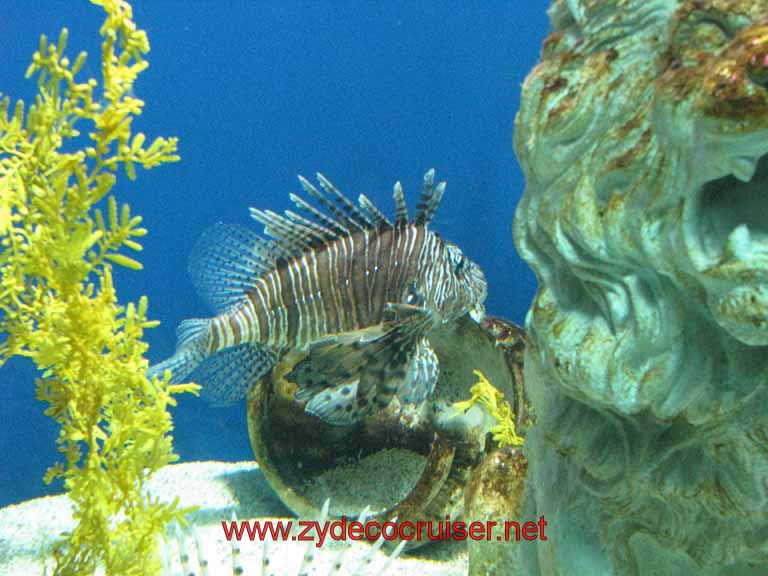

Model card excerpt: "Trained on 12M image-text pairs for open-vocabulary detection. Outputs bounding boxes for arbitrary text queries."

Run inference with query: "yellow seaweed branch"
[453,370,525,448]
[0,1,197,574]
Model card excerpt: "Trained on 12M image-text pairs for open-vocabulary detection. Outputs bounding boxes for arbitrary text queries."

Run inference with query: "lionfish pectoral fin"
[397,338,439,405]
[355,304,434,411]
[190,342,277,406]
[303,379,368,426]
[291,326,382,386]
[293,306,433,425]
[291,327,378,426]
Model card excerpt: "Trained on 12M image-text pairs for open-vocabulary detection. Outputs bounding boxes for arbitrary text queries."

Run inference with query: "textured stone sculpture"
[514,1,768,574]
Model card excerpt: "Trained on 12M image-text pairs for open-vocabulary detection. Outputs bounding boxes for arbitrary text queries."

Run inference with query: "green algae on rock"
[514,0,768,573]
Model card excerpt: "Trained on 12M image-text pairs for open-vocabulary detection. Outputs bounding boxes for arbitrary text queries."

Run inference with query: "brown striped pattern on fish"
[207,224,445,351]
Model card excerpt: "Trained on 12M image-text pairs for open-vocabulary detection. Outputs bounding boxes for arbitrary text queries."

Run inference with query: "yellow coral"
[0,1,198,575]
[453,370,525,448]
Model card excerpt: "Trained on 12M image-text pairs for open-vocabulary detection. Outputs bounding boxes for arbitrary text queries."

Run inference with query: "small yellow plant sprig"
[453,370,525,448]
[0,1,198,575]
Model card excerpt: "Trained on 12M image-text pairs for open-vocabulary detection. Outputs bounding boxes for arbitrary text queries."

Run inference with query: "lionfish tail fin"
[147,319,211,383]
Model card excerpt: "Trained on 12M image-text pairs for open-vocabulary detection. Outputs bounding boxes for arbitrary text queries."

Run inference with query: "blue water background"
[0,1,547,507]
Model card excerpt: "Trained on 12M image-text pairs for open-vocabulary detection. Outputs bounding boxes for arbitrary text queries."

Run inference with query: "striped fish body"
[149,170,487,425]
[209,224,451,351]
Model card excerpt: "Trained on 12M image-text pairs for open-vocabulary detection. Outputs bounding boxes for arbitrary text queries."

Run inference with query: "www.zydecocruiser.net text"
[222,515,548,547]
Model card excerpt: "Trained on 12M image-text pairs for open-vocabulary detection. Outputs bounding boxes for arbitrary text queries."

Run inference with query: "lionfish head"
[432,240,487,324]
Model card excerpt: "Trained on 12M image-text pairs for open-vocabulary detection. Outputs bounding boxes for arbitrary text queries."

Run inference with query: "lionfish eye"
[445,242,467,276]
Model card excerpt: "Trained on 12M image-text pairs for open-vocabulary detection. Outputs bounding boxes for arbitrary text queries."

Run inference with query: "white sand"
[305,448,428,515]
[0,461,466,575]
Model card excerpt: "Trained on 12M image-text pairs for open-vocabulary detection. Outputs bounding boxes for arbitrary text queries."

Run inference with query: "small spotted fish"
[149,170,487,425]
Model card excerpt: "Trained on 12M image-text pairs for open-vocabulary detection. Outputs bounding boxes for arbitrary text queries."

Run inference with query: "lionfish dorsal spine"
[297,175,358,235]
[358,193,392,228]
[414,168,446,225]
[316,172,375,230]
[393,181,408,226]
[283,209,338,242]
[250,208,319,256]
[289,192,349,237]
[418,168,436,213]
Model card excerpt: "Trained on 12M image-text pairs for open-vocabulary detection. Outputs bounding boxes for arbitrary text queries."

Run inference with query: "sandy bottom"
[0,461,466,575]
[304,448,428,516]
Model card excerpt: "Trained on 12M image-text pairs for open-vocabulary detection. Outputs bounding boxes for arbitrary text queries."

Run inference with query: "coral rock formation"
[514,0,768,574]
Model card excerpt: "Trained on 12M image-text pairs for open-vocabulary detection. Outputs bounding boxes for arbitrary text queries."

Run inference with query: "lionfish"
[149,170,487,425]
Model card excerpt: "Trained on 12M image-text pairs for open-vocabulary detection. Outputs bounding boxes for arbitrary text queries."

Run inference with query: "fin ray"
[358,193,392,228]
[298,175,355,235]
[316,173,374,229]
[304,380,364,425]
[291,305,433,425]
[398,338,439,404]
[188,223,274,313]
[148,319,211,383]
[250,208,318,256]
[191,343,277,406]
[415,169,446,225]
[393,181,408,226]
[289,192,348,237]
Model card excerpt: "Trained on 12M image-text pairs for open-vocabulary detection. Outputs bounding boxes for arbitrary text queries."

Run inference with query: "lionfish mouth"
[469,304,486,323]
